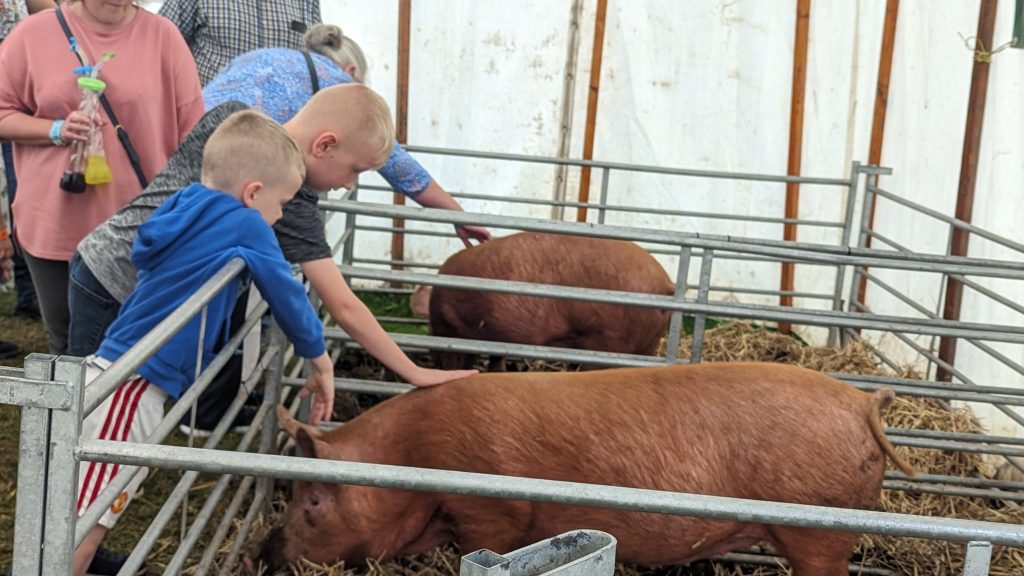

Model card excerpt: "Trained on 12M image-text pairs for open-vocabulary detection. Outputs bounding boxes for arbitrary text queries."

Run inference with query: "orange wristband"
[0,229,9,241]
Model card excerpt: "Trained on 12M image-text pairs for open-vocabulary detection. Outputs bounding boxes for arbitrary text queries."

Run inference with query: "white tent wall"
[950,1,1024,438]
[320,1,1023,435]
[779,1,884,345]
[861,2,976,372]
[321,0,582,266]
[566,1,797,312]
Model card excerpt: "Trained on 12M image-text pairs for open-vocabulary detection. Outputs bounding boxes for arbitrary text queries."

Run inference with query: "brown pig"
[258,362,914,575]
[417,231,676,369]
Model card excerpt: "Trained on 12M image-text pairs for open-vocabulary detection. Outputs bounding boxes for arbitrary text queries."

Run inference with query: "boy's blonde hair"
[304,24,368,84]
[202,110,306,192]
[290,84,395,170]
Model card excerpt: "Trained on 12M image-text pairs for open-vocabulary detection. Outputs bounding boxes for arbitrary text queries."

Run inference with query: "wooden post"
[936,0,999,381]
[856,0,901,310]
[778,0,810,334]
[390,0,411,275]
[575,0,609,223]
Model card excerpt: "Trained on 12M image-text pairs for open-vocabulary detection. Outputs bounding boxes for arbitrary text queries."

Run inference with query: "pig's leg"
[450,497,532,555]
[436,351,472,370]
[486,355,507,372]
[429,312,474,370]
[770,526,855,576]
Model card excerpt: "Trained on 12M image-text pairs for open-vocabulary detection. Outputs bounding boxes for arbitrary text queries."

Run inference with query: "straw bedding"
[225,322,1024,576]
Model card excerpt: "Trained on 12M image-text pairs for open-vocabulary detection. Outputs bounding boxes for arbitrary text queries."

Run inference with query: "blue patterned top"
[203,48,431,197]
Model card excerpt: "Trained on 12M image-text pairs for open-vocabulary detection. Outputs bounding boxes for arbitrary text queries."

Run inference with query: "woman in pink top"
[0,0,204,354]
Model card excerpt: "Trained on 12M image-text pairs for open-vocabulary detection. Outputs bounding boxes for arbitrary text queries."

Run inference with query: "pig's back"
[338,362,890,566]
[438,232,672,293]
[430,232,674,354]
[396,362,884,506]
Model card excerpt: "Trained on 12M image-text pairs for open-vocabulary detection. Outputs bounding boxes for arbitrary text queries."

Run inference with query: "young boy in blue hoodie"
[73,109,338,576]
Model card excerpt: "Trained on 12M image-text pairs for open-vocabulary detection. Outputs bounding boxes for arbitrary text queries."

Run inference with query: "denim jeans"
[67,252,122,358]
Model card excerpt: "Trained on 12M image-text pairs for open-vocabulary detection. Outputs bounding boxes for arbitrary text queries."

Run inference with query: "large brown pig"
[257,362,914,575]
[415,232,676,369]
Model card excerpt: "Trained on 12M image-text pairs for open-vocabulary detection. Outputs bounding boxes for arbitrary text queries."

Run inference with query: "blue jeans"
[67,253,122,358]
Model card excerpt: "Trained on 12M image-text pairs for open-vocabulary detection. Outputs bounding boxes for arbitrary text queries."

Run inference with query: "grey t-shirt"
[78,101,331,303]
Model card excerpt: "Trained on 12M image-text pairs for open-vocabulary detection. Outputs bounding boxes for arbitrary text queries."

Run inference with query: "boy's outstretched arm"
[299,352,335,425]
[300,258,477,387]
[411,181,492,247]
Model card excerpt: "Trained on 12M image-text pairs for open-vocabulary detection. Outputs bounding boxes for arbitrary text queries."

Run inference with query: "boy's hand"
[407,367,477,388]
[455,224,491,248]
[298,353,335,425]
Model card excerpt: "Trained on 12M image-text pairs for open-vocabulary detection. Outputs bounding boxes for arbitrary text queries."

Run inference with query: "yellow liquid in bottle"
[85,155,113,185]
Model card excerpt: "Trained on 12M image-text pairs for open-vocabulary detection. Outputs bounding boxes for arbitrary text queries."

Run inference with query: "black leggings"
[21,250,69,354]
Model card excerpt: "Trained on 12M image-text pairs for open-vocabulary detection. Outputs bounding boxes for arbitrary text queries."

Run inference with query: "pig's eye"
[309,495,320,508]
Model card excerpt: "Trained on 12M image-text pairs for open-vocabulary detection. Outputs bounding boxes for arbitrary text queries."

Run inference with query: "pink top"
[0,7,203,260]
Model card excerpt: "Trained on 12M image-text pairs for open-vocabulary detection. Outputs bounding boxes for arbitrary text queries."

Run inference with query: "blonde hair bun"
[305,24,344,52]
[302,23,368,83]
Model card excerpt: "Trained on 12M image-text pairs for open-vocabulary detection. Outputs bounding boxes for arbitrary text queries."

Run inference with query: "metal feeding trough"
[460,529,617,576]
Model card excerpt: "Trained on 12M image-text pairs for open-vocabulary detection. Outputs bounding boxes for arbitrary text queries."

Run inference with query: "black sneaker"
[177,405,257,438]
[0,340,21,360]
[88,546,143,576]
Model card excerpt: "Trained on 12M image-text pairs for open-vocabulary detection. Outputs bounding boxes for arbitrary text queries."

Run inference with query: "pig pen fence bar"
[328,195,1024,379]
[3,171,1023,574]
[845,177,1024,467]
[397,143,856,230]
[1,295,1019,572]
[849,180,1024,379]
[4,293,1019,569]
[331,193,1024,357]
[348,153,864,343]
[76,439,1024,542]
[2,256,286,575]
[321,199,1024,495]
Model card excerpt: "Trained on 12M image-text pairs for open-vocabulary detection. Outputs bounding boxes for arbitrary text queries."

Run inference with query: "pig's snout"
[411,285,432,318]
[255,526,289,573]
[241,554,257,575]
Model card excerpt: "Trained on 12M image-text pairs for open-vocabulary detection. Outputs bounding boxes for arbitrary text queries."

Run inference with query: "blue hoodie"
[97,183,326,400]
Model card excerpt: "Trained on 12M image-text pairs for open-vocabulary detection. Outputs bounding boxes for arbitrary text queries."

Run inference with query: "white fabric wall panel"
[324,1,580,265]
[791,1,885,343]
[581,2,797,309]
[865,0,976,347]
[956,5,1024,435]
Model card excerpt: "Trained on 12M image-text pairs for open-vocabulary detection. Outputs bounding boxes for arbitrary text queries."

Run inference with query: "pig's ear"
[276,405,324,440]
[294,427,330,459]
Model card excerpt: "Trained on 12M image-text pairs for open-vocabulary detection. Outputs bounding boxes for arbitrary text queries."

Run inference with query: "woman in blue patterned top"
[204,24,491,247]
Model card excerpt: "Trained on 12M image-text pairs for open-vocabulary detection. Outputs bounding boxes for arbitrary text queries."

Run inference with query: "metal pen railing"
[4,153,1023,576]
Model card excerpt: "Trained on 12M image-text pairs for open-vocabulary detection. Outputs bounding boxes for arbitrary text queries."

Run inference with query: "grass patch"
[0,289,46,369]
[0,287,45,568]
[352,289,428,336]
